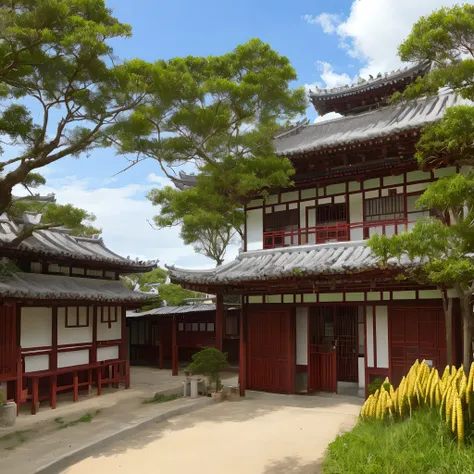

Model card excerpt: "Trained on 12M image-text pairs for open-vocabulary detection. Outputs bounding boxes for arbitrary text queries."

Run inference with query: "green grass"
[323,409,474,474]
[0,430,34,451]
[55,409,101,430]
[142,393,180,404]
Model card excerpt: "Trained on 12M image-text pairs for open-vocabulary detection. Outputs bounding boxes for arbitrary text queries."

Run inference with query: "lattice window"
[316,203,347,224]
[65,307,90,328]
[365,193,404,221]
[99,306,119,325]
[264,209,299,232]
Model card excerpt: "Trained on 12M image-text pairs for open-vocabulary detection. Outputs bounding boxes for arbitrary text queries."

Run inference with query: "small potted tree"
[187,348,229,402]
[0,390,16,427]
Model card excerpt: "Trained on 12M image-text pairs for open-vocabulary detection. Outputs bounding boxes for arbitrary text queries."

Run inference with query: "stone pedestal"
[183,377,203,398]
[0,402,17,428]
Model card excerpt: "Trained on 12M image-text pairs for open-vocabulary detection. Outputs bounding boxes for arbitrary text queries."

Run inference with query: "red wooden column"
[239,303,247,397]
[215,294,224,351]
[287,309,296,394]
[172,315,178,376]
[159,322,164,370]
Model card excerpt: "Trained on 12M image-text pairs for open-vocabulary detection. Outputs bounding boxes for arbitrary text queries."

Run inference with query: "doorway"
[308,306,358,392]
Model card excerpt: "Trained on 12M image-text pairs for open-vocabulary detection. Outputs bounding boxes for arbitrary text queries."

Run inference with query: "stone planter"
[211,391,223,403]
[0,402,17,428]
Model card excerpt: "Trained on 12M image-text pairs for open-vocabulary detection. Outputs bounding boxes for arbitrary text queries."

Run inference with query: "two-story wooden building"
[167,63,467,396]
[127,303,240,372]
[0,213,155,414]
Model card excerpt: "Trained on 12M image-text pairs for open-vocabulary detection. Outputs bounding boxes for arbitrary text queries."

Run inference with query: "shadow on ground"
[263,455,323,474]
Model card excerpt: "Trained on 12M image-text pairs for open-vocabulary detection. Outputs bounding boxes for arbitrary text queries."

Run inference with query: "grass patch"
[142,393,180,404]
[55,409,101,430]
[323,409,474,474]
[0,430,34,450]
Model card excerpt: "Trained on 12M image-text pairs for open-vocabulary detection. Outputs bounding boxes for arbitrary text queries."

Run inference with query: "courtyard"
[59,391,362,474]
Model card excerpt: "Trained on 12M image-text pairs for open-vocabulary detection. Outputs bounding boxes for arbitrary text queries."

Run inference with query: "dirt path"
[60,392,362,474]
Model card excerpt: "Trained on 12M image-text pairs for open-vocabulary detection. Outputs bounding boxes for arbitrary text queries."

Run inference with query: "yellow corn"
[452,393,457,433]
[456,396,464,445]
[446,385,454,425]
[468,362,474,403]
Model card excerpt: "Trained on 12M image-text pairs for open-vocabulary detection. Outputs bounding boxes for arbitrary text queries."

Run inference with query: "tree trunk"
[461,296,473,372]
[455,282,473,371]
[441,292,453,366]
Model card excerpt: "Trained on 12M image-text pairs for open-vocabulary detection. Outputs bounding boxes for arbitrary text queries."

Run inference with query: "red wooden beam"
[215,294,224,351]
[172,315,178,376]
[239,305,247,397]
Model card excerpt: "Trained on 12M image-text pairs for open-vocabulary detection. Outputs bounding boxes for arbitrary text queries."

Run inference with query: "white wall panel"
[349,193,363,241]
[21,307,52,348]
[97,346,119,362]
[366,307,374,368]
[375,306,389,369]
[24,355,49,373]
[58,350,89,368]
[97,311,122,341]
[58,307,93,345]
[246,208,263,251]
[296,308,308,365]
[358,357,365,388]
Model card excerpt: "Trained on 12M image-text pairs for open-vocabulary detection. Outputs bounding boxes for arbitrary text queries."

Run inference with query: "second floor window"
[365,193,404,221]
[264,209,299,232]
[316,203,347,225]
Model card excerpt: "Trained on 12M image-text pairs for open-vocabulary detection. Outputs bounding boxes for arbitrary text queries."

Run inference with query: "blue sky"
[32,0,458,270]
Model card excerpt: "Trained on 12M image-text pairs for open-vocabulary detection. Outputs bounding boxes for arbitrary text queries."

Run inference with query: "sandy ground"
[61,391,362,474]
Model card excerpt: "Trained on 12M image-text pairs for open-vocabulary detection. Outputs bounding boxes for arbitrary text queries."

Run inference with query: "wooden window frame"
[99,306,119,329]
[364,193,405,221]
[65,306,90,328]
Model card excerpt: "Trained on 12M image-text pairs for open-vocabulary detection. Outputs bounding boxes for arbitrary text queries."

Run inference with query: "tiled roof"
[275,92,468,157]
[309,62,431,101]
[0,272,151,302]
[166,241,415,285]
[126,303,239,318]
[0,218,156,271]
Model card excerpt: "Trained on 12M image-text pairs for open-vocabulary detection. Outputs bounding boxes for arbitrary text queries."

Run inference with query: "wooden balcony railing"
[263,219,409,250]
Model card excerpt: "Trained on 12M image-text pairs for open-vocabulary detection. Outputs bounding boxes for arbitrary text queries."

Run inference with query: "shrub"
[187,347,229,392]
[360,360,474,447]
[367,377,383,395]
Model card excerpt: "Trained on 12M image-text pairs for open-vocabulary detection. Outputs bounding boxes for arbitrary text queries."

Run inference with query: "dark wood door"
[334,307,358,383]
[0,303,17,380]
[390,307,446,386]
[247,310,294,393]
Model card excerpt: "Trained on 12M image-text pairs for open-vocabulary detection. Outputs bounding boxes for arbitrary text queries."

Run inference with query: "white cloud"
[307,0,460,79]
[146,172,172,187]
[303,13,341,34]
[314,112,343,124]
[317,61,353,89]
[13,176,241,270]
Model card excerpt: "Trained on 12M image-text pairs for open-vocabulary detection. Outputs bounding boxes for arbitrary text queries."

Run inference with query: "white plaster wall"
[296,307,308,365]
[24,355,49,373]
[375,306,389,369]
[366,307,374,368]
[358,357,365,388]
[349,193,363,241]
[97,311,122,341]
[246,208,263,251]
[21,307,52,348]
[58,307,93,345]
[58,350,89,368]
[97,345,119,361]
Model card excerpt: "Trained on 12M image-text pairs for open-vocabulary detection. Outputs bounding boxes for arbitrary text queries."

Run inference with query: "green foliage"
[367,378,384,396]
[187,348,229,392]
[158,283,201,307]
[115,38,306,264]
[0,0,153,215]
[9,200,100,237]
[323,409,474,474]
[123,267,202,309]
[396,4,474,166]
[142,393,180,404]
